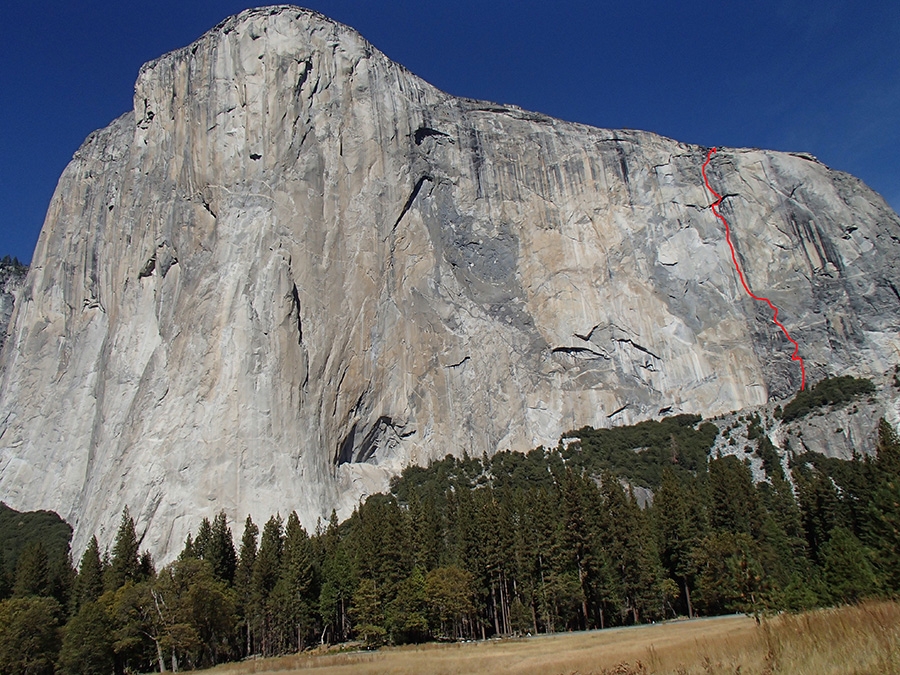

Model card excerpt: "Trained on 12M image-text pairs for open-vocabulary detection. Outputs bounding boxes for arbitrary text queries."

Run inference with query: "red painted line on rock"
[701,147,806,391]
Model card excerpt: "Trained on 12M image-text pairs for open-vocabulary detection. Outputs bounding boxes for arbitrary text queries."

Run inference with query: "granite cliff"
[1,6,899,559]
[0,259,27,353]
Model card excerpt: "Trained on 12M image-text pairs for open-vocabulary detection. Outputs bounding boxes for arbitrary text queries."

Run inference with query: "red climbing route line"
[702,147,806,391]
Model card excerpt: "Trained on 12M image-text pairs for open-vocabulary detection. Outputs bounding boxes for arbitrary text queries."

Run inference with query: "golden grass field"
[205,600,900,675]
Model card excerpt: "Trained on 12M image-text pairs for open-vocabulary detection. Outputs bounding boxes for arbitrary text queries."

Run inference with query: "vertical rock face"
[0,261,28,352]
[0,6,898,559]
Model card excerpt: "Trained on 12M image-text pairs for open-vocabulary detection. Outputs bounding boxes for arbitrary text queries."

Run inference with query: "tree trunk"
[576,561,590,629]
[149,589,168,672]
[683,579,694,619]
[154,638,166,673]
[499,573,509,635]
[491,580,500,635]
[538,554,549,632]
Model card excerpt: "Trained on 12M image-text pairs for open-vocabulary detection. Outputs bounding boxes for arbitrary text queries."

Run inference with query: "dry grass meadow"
[204,600,900,675]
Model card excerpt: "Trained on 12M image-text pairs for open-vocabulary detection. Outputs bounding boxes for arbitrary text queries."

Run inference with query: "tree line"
[1,415,898,673]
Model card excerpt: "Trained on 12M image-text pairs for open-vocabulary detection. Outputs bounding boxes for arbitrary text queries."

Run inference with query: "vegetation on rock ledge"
[780,375,876,422]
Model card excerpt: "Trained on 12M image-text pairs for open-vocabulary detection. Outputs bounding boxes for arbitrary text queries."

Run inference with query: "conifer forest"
[1,377,899,673]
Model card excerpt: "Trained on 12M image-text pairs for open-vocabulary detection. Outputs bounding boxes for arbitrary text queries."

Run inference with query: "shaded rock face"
[1,6,899,559]
[0,261,28,352]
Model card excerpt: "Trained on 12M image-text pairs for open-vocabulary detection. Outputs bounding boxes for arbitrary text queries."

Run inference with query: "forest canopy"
[1,415,899,673]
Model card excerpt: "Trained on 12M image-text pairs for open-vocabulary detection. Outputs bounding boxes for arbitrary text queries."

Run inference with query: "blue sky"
[1,0,898,263]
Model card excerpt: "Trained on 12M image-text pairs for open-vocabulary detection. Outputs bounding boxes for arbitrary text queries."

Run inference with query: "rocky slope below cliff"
[709,369,900,481]
[1,6,898,560]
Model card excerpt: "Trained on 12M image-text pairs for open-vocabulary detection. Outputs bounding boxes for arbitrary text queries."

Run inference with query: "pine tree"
[708,455,760,536]
[272,512,315,651]
[207,511,237,585]
[153,557,237,669]
[0,596,62,675]
[693,531,767,616]
[760,474,806,560]
[344,495,415,641]
[517,484,562,634]
[253,515,284,599]
[105,508,141,591]
[387,567,429,643]
[653,469,705,617]
[756,468,815,610]
[425,566,474,639]
[558,471,595,629]
[194,517,213,560]
[352,495,412,598]
[510,486,553,635]
[821,526,878,603]
[318,512,355,644]
[180,533,198,560]
[103,578,164,673]
[600,474,660,624]
[865,419,900,588]
[251,514,283,655]
[875,418,900,477]
[235,515,258,656]
[138,551,154,579]
[12,541,50,598]
[71,536,104,612]
[447,485,484,625]
[236,517,259,583]
[0,551,9,600]
[351,577,386,646]
[793,464,842,564]
[408,492,443,571]
[56,601,115,675]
